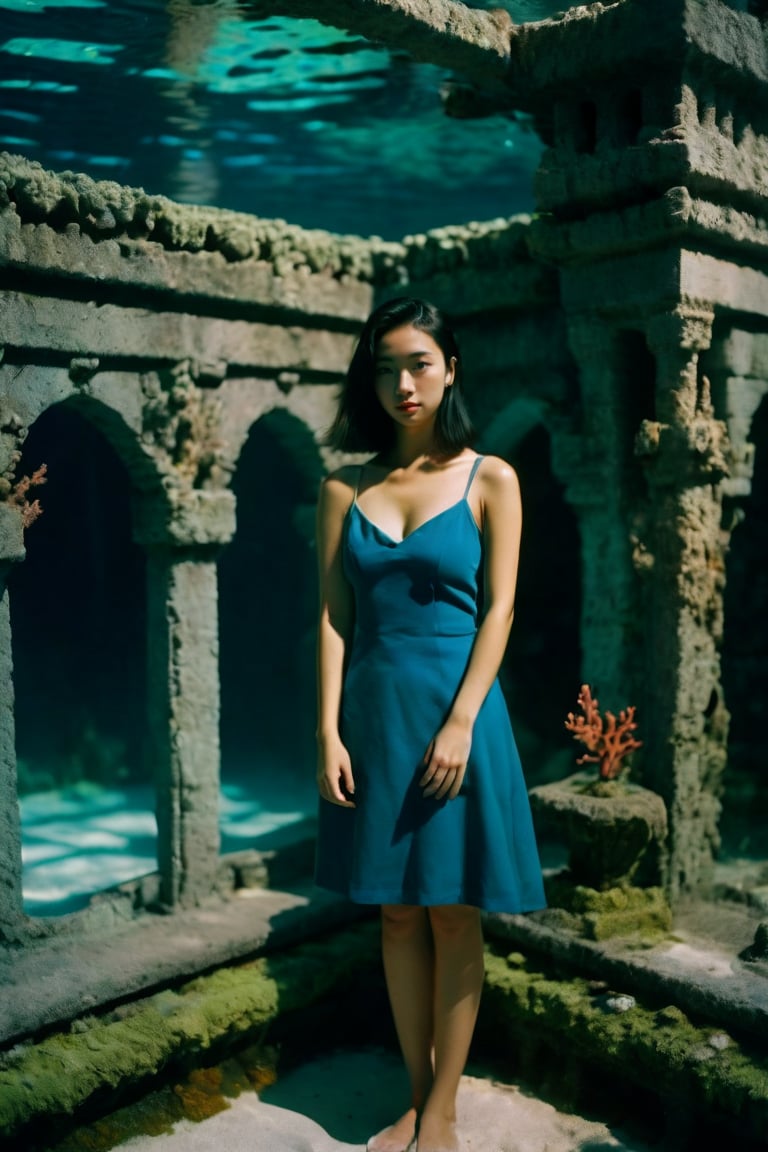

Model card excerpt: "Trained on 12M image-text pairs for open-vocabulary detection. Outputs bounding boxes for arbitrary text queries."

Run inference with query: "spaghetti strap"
[353,464,365,502]
[463,455,484,500]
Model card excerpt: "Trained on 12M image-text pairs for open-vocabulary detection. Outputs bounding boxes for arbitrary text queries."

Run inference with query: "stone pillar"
[0,505,26,938]
[134,488,236,909]
[636,307,730,897]
[551,317,642,709]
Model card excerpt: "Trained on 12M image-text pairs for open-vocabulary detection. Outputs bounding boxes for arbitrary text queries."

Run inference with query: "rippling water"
[0,0,571,236]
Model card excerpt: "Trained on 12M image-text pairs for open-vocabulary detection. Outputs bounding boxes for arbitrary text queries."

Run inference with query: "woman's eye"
[415,361,430,371]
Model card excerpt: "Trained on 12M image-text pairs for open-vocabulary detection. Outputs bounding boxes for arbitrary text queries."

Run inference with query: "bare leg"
[368,904,435,1152]
[417,905,484,1152]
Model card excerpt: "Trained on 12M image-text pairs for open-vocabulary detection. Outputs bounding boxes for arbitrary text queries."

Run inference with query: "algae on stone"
[482,948,768,1141]
[0,922,379,1141]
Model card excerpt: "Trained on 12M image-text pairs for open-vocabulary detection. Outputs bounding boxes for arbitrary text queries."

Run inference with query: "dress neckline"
[350,454,484,546]
[350,497,479,546]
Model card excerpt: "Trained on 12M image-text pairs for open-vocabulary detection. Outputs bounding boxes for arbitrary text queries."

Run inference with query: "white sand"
[119,1048,651,1152]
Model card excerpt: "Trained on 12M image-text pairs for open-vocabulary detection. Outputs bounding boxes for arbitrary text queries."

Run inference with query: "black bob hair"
[326,297,475,455]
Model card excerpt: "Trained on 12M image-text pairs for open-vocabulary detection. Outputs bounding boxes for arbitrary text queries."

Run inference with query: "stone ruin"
[0,0,767,1129]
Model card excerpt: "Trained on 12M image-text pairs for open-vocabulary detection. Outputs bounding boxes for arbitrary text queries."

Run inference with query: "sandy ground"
[118,1047,653,1152]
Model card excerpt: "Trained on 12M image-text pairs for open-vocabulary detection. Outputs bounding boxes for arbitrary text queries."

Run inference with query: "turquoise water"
[20,776,317,917]
[0,0,569,236]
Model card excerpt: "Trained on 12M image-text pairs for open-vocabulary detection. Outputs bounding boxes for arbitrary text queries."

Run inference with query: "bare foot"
[416,1111,458,1152]
[367,1107,418,1152]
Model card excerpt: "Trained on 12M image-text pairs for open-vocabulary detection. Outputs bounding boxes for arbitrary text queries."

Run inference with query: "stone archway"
[218,407,325,852]
[8,399,151,917]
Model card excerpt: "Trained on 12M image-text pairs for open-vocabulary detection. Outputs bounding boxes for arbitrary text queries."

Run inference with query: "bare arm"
[316,470,357,807]
[420,457,522,800]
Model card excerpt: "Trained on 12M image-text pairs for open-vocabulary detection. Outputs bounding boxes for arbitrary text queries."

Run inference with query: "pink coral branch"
[564,684,642,780]
[7,463,47,527]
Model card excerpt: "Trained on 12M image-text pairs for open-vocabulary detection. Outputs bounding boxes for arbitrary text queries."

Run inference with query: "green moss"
[483,950,768,1139]
[544,878,672,941]
[0,922,380,1141]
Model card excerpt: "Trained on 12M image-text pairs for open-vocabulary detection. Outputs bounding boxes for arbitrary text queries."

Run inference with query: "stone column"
[134,488,236,909]
[551,317,642,709]
[0,505,27,938]
[636,307,730,897]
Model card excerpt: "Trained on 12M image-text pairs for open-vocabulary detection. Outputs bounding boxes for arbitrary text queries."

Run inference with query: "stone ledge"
[484,898,768,1045]
[531,189,768,267]
[510,0,768,99]
[0,211,379,325]
[0,885,371,1047]
[0,910,381,1143]
[1,155,542,313]
[0,152,401,282]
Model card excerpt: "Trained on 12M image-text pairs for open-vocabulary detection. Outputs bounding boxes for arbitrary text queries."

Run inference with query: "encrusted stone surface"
[0,909,379,1140]
[0,152,402,284]
[530,771,668,890]
[481,945,768,1144]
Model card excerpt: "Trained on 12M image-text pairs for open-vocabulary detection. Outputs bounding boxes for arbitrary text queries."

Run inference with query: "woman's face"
[373,324,456,432]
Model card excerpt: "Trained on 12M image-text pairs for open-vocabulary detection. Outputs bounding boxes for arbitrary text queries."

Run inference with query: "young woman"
[315,297,545,1152]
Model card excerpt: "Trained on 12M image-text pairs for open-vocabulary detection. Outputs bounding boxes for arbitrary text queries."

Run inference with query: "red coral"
[564,683,642,780]
[7,463,47,527]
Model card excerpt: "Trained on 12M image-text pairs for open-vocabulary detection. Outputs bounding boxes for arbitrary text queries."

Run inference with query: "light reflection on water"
[20,776,317,918]
[0,0,573,236]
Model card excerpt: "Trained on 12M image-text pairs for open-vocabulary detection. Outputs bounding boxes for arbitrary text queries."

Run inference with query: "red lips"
[397,402,419,412]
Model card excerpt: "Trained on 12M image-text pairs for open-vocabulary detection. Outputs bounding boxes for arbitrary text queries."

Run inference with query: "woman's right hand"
[317,735,356,807]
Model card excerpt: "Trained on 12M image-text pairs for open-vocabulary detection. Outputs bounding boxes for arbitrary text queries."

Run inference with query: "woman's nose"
[395,370,414,394]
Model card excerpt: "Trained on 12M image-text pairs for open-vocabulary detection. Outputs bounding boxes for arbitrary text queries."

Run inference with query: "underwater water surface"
[0,0,572,237]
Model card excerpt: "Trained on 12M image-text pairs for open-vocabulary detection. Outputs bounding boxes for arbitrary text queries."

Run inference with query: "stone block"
[530,769,668,890]
[0,504,25,563]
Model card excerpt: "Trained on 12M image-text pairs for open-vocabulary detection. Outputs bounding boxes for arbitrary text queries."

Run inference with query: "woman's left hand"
[420,716,473,801]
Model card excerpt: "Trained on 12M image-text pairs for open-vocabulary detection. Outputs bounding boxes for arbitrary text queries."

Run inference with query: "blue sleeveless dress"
[315,456,546,913]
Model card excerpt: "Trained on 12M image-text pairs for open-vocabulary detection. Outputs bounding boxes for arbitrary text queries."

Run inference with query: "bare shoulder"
[319,464,359,512]
[476,454,521,501]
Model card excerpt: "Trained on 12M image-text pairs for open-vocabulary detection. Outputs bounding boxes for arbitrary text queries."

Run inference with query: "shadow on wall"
[218,407,324,827]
